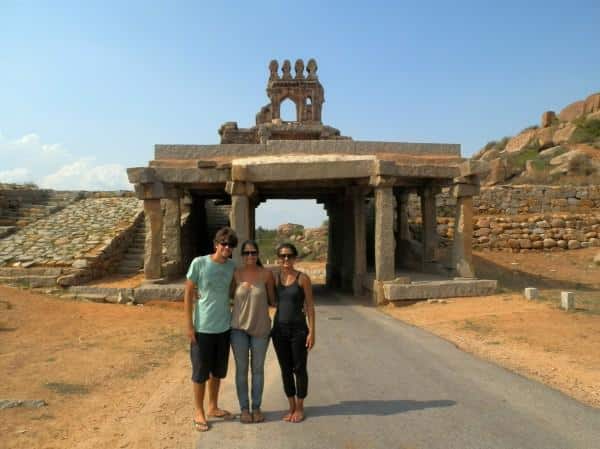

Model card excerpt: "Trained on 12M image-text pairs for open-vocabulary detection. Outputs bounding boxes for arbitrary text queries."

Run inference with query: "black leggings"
[271,324,308,399]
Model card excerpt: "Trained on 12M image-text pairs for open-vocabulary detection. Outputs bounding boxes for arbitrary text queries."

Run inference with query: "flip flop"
[208,409,234,420]
[193,420,210,432]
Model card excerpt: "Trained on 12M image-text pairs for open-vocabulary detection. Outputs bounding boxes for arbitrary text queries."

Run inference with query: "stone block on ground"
[524,287,539,300]
[560,291,575,311]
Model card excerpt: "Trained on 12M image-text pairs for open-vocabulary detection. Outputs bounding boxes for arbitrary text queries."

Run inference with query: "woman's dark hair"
[276,242,298,257]
[241,239,263,267]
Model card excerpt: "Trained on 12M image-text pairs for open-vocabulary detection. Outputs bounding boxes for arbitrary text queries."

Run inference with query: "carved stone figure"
[281,60,292,80]
[294,59,305,80]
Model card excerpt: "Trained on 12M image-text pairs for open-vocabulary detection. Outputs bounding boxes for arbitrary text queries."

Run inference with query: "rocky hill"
[472,92,600,185]
[255,223,328,263]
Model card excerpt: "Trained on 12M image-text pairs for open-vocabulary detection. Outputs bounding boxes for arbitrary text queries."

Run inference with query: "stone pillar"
[163,197,182,278]
[352,187,367,296]
[451,182,479,277]
[452,195,475,277]
[341,191,355,291]
[143,199,163,280]
[324,198,342,288]
[397,191,410,242]
[420,185,438,265]
[226,181,255,264]
[371,176,395,304]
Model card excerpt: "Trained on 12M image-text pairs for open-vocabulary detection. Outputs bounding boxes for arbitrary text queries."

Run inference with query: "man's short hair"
[214,227,238,248]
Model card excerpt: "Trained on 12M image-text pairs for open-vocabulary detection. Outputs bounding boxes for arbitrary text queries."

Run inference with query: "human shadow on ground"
[265,399,455,420]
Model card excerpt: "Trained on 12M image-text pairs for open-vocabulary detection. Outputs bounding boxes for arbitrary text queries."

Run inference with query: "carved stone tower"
[219,59,346,144]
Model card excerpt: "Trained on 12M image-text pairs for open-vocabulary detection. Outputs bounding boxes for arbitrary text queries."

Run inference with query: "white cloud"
[0,167,33,183]
[40,158,130,191]
[16,133,41,145]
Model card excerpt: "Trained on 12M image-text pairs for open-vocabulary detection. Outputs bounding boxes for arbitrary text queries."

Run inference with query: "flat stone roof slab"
[155,140,461,160]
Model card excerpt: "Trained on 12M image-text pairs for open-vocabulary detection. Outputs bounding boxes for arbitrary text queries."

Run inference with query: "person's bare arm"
[265,270,276,307]
[300,273,315,350]
[184,279,197,344]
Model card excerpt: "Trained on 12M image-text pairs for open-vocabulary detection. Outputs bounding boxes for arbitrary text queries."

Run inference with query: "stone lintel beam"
[236,160,372,182]
[453,174,480,185]
[149,159,218,169]
[372,159,397,176]
[459,159,490,177]
[369,175,396,188]
[129,167,229,185]
[231,164,248,181]
[134,182,179,200]
[450,183,480,198]
[225,181,256,197]
[153,167,229,184]
[127,167,157,184]
[392,165,459,179]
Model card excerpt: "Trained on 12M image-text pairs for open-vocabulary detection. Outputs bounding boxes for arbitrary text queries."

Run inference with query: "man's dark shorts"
[190,329,231,384]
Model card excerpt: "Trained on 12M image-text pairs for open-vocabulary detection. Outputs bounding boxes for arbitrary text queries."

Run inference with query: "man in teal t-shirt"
[184,227,237,432]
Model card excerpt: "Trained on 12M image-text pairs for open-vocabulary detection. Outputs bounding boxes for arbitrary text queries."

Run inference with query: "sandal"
[240,409,253,424]
[193,420,210,432]
[252,409,265,423]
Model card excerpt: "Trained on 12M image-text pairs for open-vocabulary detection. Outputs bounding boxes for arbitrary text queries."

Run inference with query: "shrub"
[570,118,600,144]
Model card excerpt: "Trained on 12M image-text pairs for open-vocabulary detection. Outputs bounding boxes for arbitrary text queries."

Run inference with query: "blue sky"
[1,1,599,227]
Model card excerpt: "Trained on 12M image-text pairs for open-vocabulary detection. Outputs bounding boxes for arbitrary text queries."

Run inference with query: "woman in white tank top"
[230,240,276,423]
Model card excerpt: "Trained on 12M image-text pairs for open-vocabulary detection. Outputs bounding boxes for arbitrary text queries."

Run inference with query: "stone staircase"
[116,220,145,275]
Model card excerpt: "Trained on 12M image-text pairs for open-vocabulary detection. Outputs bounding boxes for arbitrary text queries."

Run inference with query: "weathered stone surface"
[385,279,497,301]
[552,123,577,144]
[505,129,537,153]
[540,111,556,128]
[144,199,163,279]
[559,100,586,122]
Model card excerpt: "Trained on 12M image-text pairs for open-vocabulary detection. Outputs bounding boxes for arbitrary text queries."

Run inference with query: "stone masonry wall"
[408,185,600,218]
[405,185,600,252]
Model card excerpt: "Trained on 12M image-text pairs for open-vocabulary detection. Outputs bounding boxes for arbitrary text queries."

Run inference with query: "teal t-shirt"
[186,255,236,333]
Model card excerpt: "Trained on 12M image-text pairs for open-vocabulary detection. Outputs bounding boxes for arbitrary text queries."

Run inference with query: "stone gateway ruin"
[127,59,496,304]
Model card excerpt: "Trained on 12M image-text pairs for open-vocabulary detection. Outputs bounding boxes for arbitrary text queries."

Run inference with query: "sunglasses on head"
[242,250,258,256]
[278,253,295,260]
[218,241,236,248]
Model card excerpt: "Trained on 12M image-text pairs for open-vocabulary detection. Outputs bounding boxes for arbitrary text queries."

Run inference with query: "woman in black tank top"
[271,243,316,423]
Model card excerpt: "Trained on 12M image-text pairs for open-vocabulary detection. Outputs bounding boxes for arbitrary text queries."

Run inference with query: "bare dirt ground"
[1,249,599,448]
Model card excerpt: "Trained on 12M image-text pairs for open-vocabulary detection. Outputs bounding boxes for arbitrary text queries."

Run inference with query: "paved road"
[195,288,600,449]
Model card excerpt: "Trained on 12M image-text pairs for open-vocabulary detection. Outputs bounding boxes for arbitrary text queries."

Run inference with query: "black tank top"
[274,272,306,326]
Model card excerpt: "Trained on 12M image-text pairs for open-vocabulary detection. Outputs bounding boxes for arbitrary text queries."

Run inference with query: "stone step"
[384,279,498,301]
[119,261,143,269]
[0,275,58,288]
[123,255,143,263]
[0,267,63,276]
[128,247,144,253]
[117,268,141,275]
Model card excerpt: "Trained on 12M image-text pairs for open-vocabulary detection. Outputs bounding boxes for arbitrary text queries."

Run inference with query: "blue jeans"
[230,329,270,411]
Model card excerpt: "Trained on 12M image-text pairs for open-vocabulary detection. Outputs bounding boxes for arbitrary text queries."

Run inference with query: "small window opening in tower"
[280,98,297,122]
